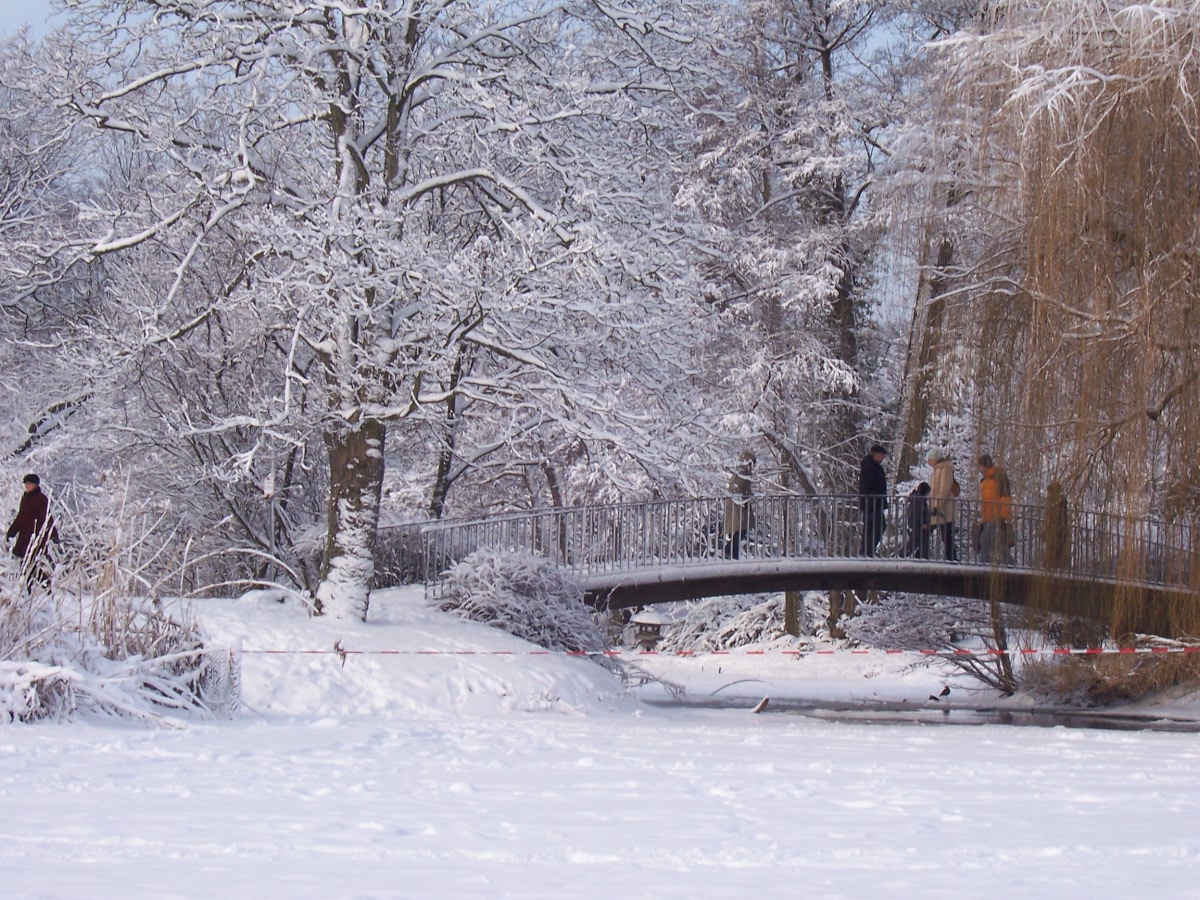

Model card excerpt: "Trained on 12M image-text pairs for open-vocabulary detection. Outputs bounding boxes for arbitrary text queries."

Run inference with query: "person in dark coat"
[858,444,888,557]
[905,482,932,559]
[7,473,57,587]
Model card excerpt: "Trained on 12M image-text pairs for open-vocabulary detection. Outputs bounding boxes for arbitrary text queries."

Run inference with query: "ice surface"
[1,587,1198,899]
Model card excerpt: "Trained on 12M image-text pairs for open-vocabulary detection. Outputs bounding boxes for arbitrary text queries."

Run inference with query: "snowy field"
[3,588,1199,899]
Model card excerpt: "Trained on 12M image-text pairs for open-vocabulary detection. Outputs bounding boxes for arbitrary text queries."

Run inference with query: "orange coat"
[979,466,1012,523]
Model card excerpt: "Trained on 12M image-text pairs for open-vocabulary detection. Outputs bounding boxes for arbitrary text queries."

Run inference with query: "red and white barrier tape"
[239,646,1200,659]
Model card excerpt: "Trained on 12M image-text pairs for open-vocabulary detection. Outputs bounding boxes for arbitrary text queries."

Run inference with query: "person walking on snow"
[927,449,960,561]
[6,473,58,588]
[858,444,888,557]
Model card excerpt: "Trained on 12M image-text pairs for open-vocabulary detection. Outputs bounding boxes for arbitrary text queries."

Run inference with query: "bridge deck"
[408,494,1200,633]
[578,557,1194,622]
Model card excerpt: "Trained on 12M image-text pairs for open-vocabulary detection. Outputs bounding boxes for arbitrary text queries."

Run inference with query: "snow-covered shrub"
[437,549,606,653]
[661,594,796,652]
[848,592,1023,694]
[0,496,238,722]
[847,593,987,649]
[0,580,228,722]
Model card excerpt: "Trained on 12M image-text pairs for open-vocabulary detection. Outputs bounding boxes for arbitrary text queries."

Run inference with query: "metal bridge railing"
[397,495,1199,598]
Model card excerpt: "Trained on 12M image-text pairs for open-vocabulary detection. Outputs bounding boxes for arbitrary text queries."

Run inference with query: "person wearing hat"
[858,444,888,557]
[926,449,960,561]
[6,473,57,585]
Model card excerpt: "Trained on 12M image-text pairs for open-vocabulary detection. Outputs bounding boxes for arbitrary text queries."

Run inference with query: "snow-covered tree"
[675,0,902,494]
[884,0,1200,639]
[0,34,100,467]
[44,0,716,618]
[880,1,992,482]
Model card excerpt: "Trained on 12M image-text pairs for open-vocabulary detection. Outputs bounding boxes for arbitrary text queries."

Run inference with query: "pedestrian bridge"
[405,494,1200,631]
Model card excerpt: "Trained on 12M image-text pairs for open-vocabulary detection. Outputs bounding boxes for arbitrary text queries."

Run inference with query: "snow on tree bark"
[316,418,386,620]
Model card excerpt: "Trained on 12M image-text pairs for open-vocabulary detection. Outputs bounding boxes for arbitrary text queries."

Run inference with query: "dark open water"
[644,696,1200,732]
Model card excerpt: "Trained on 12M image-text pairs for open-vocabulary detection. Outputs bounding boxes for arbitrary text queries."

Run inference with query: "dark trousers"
[860,505,885,557]
[936,522,956,561]
[907,528,930,559]
[14,551,51,592]
[724,529,746,559]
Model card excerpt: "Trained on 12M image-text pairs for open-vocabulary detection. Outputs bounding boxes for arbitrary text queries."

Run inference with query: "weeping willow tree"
[899,0,1200,640]
[1003,2,1200,509]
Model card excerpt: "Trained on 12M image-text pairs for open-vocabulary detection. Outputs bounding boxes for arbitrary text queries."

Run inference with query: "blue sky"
[0,0,55,36]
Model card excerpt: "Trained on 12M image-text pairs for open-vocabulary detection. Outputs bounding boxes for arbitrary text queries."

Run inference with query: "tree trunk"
[428,436,454,521]
[784,591,801,637]
[315,417,387,620]
[827,589,857,638]
[897,183,962,480]
[897,232,954,480]
[988,596,1016,694]
[770,438,807,638]
[428,347,470,520]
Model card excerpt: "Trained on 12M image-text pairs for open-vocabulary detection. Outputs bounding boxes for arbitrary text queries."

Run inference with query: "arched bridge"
[407,495,1200,630]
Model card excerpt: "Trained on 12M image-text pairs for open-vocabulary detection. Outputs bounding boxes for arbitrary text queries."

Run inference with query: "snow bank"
[198,586,631,719]
[0,574,225,723]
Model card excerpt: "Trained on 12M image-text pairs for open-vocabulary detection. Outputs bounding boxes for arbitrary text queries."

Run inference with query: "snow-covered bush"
[437,549,606,653]
[847,593,986,650]
[0,497,239,723]
[661,594,796,653]
[847,592,1020,693]
[0,580,233,722]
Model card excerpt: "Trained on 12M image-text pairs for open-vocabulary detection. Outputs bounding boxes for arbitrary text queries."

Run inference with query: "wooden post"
[784,590,800,636]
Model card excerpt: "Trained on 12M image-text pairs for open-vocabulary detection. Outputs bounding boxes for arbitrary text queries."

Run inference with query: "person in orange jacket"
[977,454,1012,564]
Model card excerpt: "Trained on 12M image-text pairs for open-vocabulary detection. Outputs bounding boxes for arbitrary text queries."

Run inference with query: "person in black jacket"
[858,445,888,557]
[7,473,57,587]
[905,482,932,559]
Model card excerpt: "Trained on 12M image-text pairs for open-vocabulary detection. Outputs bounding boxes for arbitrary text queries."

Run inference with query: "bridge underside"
[580,559,1196,633]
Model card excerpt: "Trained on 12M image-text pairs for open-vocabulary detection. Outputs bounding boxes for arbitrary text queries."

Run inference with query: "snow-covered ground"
[3,587,1199,899]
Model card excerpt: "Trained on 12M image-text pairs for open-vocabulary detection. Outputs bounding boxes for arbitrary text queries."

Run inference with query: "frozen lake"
[2,588,1198,899]
[3,709,1199,899]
